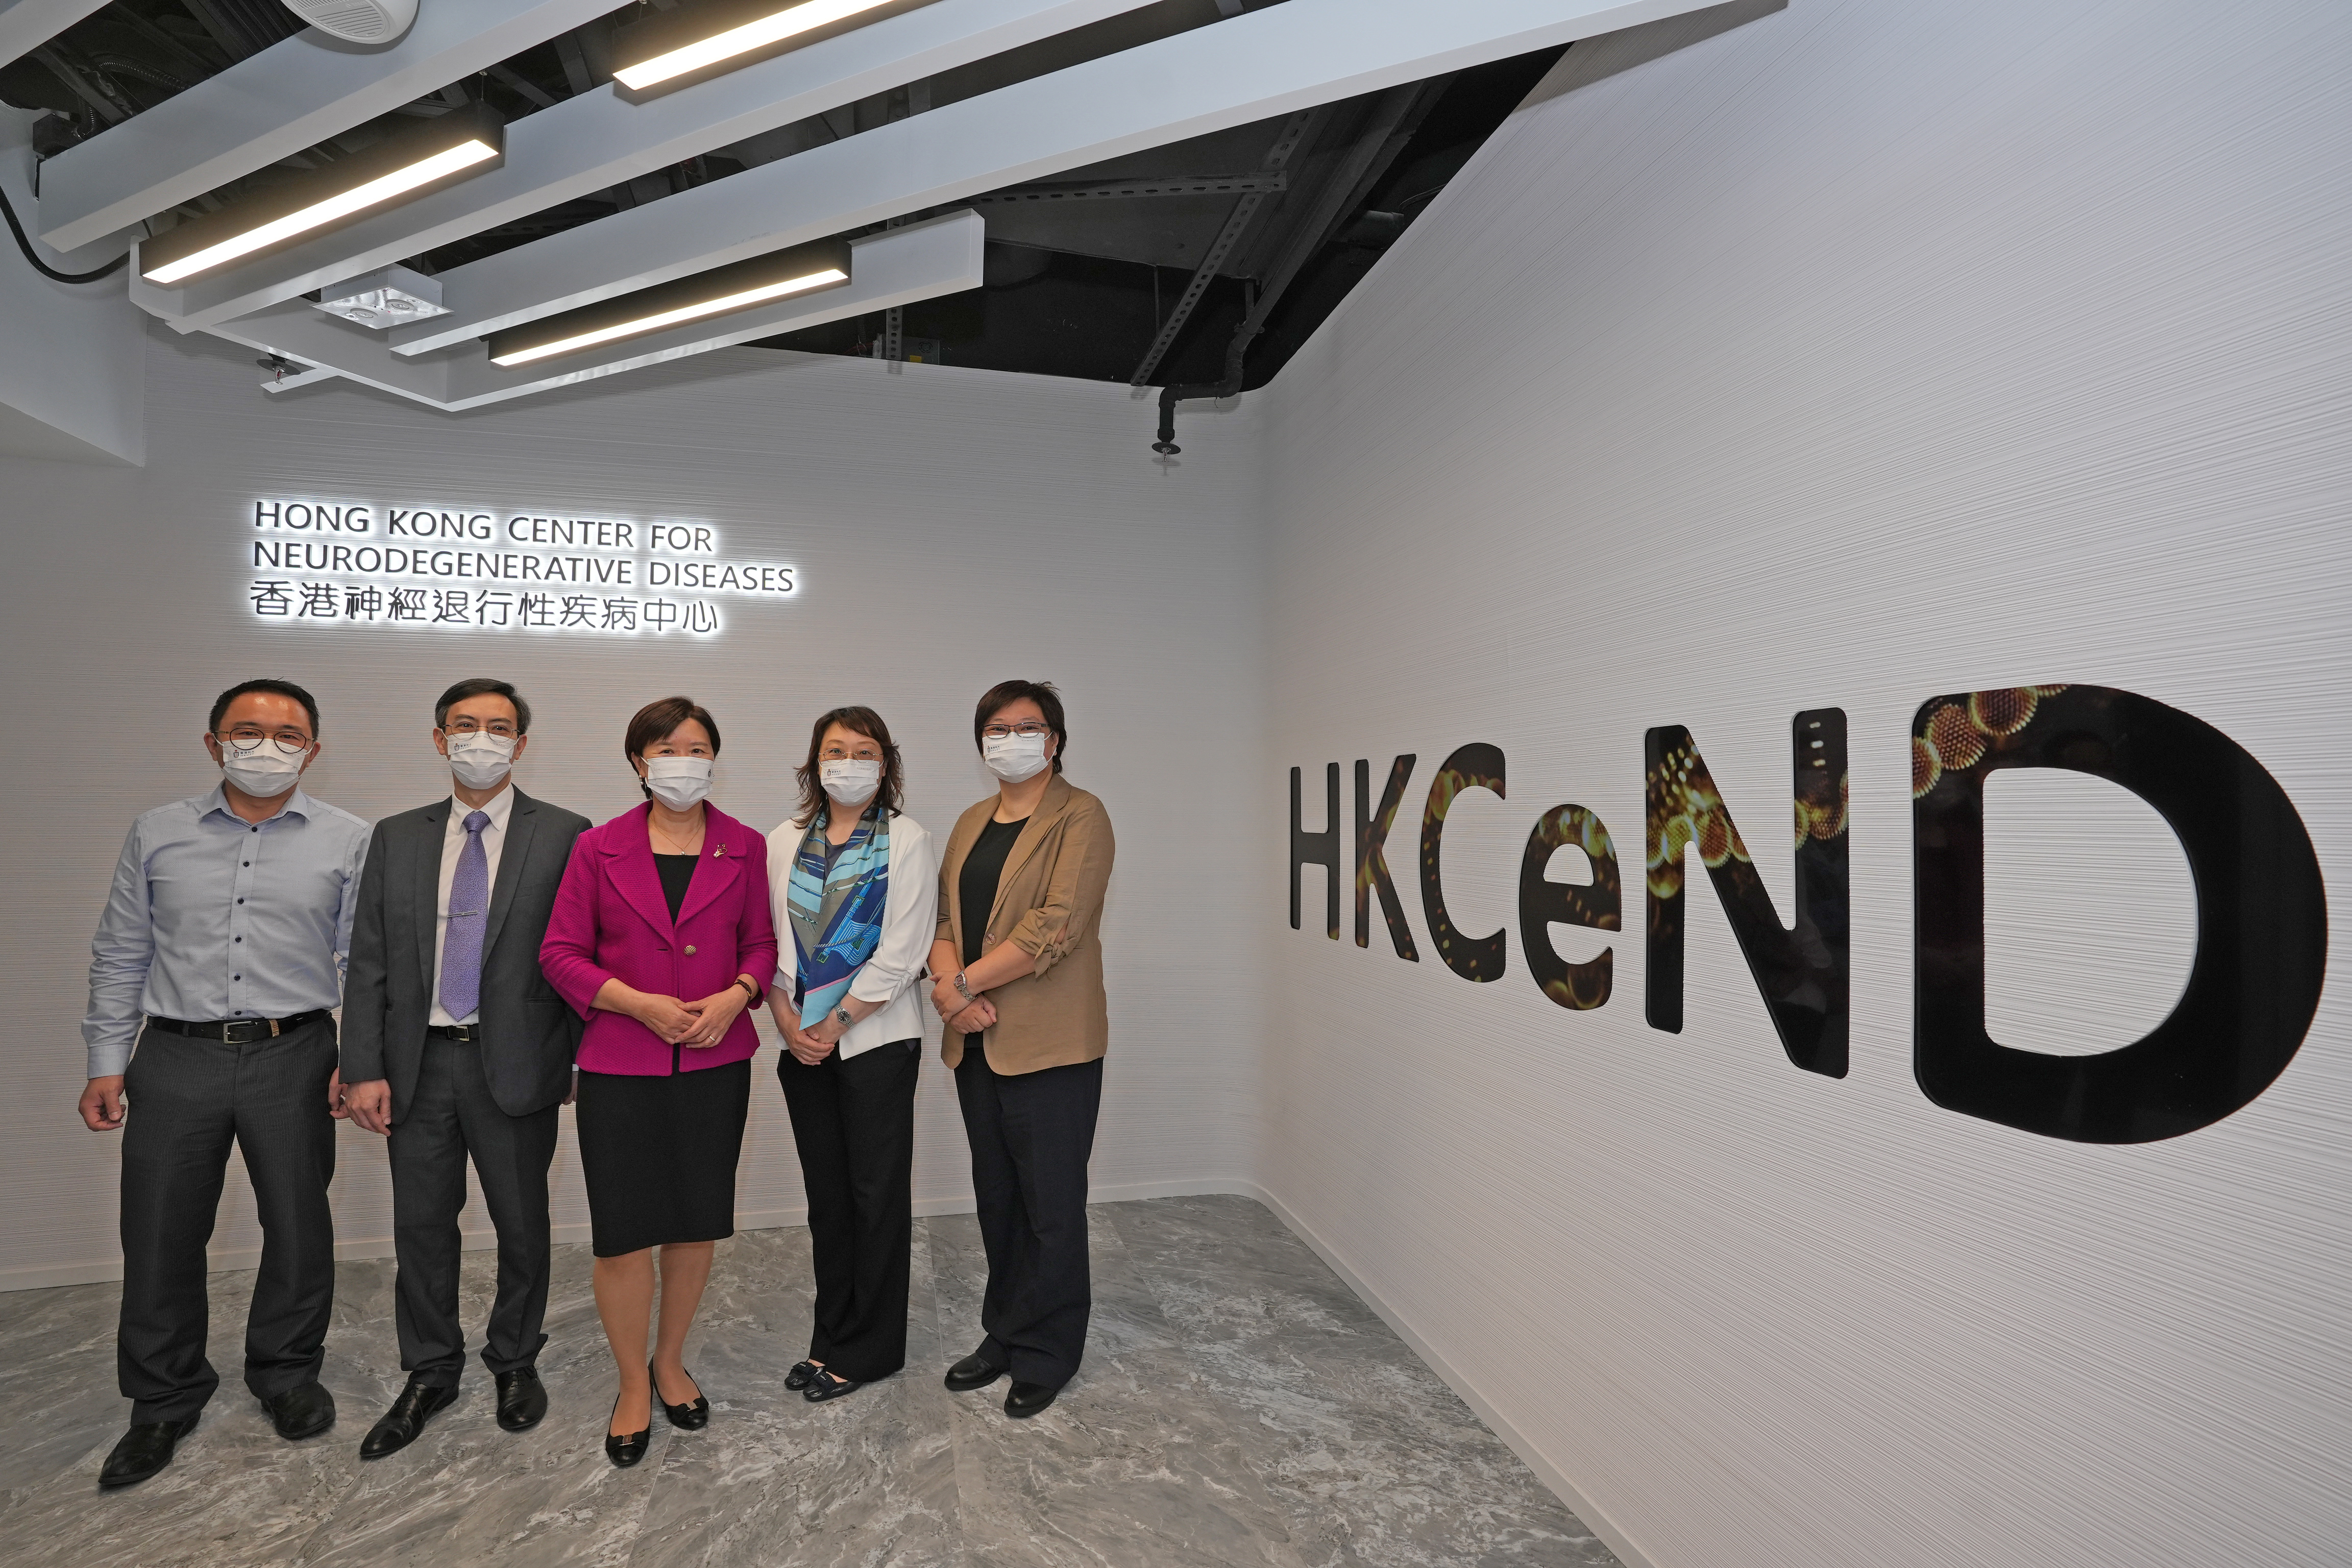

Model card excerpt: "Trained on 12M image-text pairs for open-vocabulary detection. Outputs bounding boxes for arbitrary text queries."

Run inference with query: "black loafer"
[259,1381,336,1441]
[495,1367,547,1432]
[652,1360,708,1431]
[785,1360,820,1392]
[802,1368,860,1403]
[98,1418,193,1488]
[1004,1380,1060,1419]
[605,1395,651,1468]
[943,1350,1006,1393]
[359,1377,456,1459]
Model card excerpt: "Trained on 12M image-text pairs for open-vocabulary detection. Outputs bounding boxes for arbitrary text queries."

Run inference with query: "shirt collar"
[199,782,313,827]
[449,783,516,832]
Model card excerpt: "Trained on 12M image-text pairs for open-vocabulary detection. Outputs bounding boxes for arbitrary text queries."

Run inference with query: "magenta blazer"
[540,802,780,1076]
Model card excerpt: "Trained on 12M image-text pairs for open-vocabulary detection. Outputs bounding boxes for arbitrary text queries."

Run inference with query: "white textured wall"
[1253,4,2352,1567]
[0,326,1263,1288]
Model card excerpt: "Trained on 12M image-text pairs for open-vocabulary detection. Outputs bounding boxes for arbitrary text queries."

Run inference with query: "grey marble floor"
[0,1195,1617,1567]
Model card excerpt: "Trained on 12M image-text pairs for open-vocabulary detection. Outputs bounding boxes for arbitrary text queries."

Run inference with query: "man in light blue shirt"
[79,678,369,1489]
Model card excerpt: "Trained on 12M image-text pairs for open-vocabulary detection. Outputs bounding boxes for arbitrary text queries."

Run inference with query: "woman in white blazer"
[765,706,939,1402]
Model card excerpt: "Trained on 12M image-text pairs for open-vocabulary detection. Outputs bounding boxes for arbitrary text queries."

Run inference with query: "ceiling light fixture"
[140,106,503,286]
[485,238,853,366]
[611,0,919,94]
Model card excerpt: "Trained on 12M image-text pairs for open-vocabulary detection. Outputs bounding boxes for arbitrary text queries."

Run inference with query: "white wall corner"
[0,109,145,466]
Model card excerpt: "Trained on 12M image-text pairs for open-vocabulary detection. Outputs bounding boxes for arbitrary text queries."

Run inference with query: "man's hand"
[80,1075,126,1132]
[328,1068,349,1119]
[344,1079,393,1136]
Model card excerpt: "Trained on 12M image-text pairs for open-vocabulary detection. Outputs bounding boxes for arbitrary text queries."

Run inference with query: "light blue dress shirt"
[83,785,372,1077]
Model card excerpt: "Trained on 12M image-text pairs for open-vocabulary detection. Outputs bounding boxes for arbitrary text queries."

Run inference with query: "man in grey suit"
[339,678,591,1457]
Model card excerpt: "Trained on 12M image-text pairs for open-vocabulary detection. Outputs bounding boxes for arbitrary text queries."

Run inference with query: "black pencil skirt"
[575,1058,752,1258]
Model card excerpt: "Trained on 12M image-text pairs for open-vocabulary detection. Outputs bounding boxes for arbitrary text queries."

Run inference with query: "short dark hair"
[973,679,1066,775]
[434,677,532,733]
[624,696,721,799]
[794,706,905,825]
[210,678,321,737]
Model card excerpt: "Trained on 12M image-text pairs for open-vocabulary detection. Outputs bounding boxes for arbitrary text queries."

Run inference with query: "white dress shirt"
[429,784,514,1026]
[84,785,370,1077]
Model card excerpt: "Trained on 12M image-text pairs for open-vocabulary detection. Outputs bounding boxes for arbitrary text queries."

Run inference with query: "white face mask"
[821,758,883,806]
[445,731,516,791]
[982,730,1051,783]
[219,740,308,800]
[643,754,714,811]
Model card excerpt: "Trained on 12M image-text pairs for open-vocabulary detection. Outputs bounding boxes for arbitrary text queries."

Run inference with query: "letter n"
[1290,764,1339,940]
[1912,684,2325,1142]
[1646,710,1849,1076]
[1355,756,1418,958]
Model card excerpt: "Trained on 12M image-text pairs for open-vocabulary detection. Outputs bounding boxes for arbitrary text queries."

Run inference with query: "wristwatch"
[953,970,973,1001]
[835,1006,854,1030]
[733,976,759,1003]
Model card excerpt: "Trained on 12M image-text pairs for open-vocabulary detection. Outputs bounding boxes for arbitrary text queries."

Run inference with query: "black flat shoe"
[495,1367,547,1432]
[604,1394,651,1468]
[651,1360,708,1431]
[358,1377,456,1459]
[944,1349,1006,1393]
[802,1368,861,1403]
[1004,1380,1060,1419]
[785,1360,820,1391]
[98,1418,193,1488]
[259,1381,336,1441]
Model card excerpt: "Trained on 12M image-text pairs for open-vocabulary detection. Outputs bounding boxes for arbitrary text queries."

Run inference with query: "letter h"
[1290,764,1340,940]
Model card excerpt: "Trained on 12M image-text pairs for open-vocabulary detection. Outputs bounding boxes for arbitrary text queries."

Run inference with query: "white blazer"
[765,808,939,1061]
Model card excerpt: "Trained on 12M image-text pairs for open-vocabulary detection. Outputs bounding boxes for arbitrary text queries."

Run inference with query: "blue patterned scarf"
[786,805,890,1030]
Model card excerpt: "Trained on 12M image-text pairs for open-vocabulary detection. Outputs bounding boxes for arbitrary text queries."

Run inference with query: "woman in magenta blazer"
[540,695,777,1468]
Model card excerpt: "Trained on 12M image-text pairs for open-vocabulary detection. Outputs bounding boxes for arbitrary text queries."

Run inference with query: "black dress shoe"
[605,1394,651,1468]
[495,1367,547,1432]
[259,1381,336,1441]
[359,1378,456,1460]
[1003,1380,1060,1418]
[651,1360,708,1431]
[802,1368,861,1403]
[943,1349,1006,1393]
[785,1360,820,1391]
[98,1418,193,1488]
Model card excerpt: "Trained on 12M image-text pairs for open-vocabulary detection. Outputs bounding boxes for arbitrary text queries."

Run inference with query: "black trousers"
[388,1036,560,1386]
[778,1038,920,1382]
[953,1046,1103,1389]
[117,1018,338,1425]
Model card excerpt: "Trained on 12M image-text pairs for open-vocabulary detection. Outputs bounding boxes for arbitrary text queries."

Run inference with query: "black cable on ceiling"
[0,184,127,284]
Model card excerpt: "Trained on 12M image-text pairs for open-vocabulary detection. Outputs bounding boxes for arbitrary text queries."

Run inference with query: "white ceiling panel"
[132,0,1156,331]
[205,207,985,411]
[36,0,618,251]
[0,1,111,71]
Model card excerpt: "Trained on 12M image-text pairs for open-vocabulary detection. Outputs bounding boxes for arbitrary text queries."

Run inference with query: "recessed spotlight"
[612,0,922,95]
[141,106,503,286]
[485,238,854,366]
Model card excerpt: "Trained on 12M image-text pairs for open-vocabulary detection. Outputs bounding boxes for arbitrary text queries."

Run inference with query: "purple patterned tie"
[439,811,491,1020]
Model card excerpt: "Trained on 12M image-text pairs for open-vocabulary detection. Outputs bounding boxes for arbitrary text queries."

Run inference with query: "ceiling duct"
[280,0,421,46]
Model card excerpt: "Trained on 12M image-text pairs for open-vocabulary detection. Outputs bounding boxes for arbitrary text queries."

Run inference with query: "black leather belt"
[426,1023,480,1042]
[149,1010,330,1045]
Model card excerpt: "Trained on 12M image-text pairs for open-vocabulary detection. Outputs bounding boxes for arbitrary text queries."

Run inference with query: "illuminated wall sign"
[1289,685,2328,1145]
[240,500,799,637]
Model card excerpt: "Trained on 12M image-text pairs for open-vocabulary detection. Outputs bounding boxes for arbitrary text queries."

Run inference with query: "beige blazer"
[935,774,1114,1074]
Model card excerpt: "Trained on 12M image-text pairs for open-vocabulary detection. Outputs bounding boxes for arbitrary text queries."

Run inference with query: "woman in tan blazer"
[927,679,1115,1418]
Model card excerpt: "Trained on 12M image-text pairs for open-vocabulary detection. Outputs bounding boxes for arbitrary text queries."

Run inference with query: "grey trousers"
[389,1036,559,1385]
[117,1018,338,1425]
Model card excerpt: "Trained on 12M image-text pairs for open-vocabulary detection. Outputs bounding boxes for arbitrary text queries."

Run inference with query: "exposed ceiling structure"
[0,0,1724,446]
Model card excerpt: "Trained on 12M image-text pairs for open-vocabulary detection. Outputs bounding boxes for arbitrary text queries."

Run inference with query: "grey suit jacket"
[342,787,592,1120]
